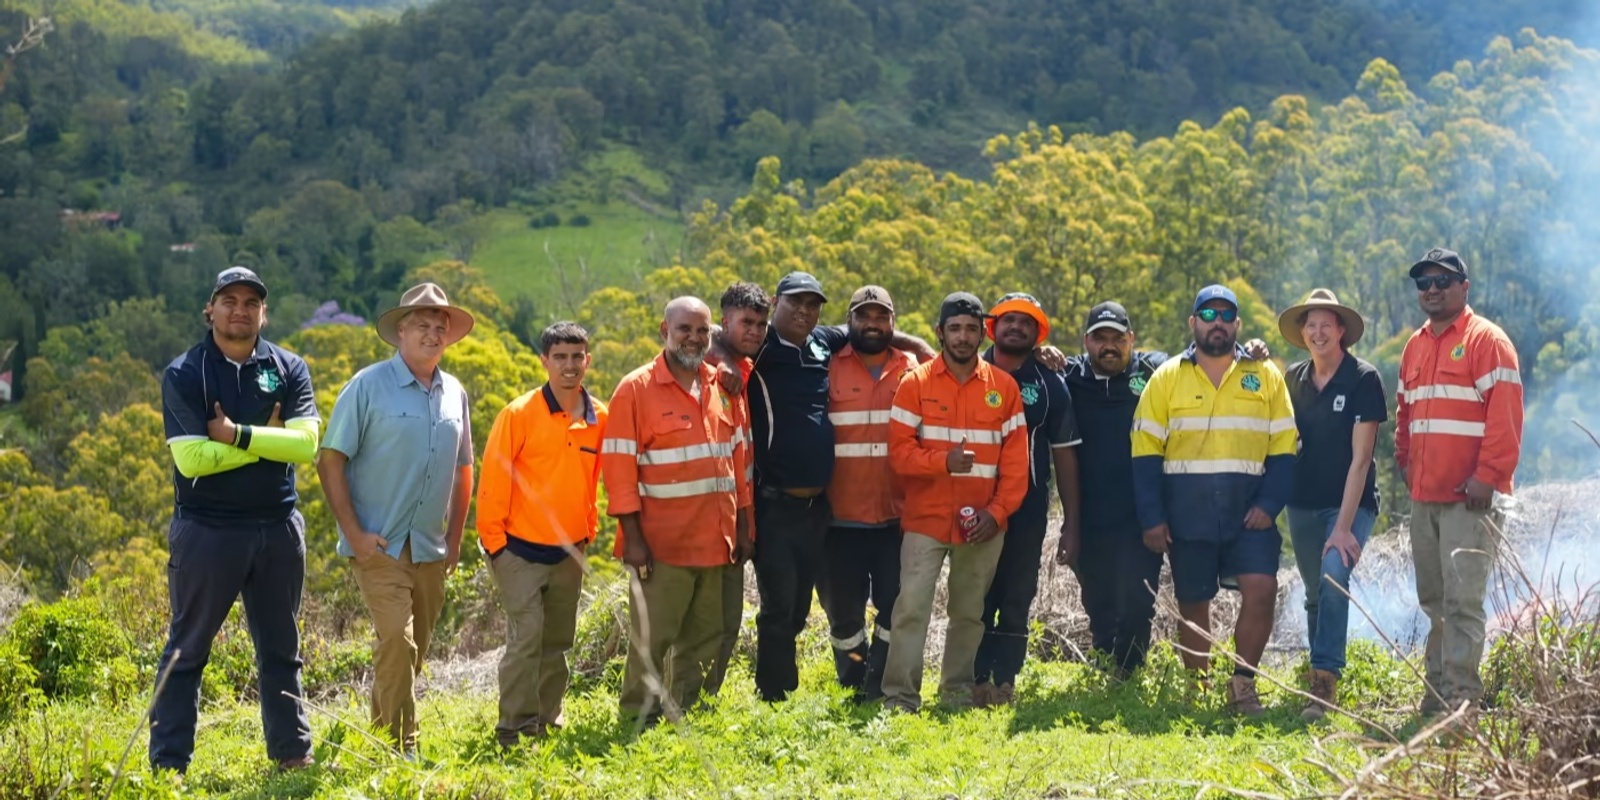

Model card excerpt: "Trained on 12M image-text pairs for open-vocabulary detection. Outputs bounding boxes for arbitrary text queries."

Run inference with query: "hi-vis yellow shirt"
[1130,344,1297,540]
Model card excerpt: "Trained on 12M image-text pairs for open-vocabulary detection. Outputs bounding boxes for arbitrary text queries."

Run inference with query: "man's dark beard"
[995,336,1033,357]
[849,327,890,355]
[1197,330,1237,357]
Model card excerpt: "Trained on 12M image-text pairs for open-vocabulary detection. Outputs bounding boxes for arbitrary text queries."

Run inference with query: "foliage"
[0,597,140,709]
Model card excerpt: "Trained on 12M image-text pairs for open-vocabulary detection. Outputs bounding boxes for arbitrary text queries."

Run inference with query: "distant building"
[58,209,122,230]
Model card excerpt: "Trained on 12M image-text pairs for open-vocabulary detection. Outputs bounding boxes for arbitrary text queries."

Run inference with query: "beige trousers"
[1410,500,1501,709]
[489,551,583,740]
[619,563,724,723]
[350,541,448,750]
[880,531,1006,711]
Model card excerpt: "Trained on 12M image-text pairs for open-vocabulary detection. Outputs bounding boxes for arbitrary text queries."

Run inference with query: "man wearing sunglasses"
[1395,248,1523,724]
[1130,285,1298,716]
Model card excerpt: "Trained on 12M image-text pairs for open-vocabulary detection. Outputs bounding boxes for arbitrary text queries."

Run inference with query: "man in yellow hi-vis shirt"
[1131,285,1297,717]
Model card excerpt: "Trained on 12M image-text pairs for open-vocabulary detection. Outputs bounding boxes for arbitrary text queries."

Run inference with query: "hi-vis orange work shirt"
[602,353,753,567]
[476,385,607,557]
[827,345,916,525]
[1395,306,1524,503]
[888,355,1029,544]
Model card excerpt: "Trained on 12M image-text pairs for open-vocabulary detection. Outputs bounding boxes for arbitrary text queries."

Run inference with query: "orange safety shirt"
[602,352,753,567]
[1395,306,1524,503]
[827,345,916,525]
[476,384,607,557]
[888,355,1030,544]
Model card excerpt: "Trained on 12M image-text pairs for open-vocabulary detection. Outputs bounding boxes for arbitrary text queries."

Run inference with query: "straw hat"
[375,283,476,347]
[1278,288,1364,350]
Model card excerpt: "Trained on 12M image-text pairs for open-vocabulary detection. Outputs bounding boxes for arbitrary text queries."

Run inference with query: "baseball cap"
[938,292,986,327]
[775,271,827,302]
[212,266,268,300]
[1084,301,1131,334]
[847,285,894,314]
[1192,284,1238,313]
[1408,247,1468,279]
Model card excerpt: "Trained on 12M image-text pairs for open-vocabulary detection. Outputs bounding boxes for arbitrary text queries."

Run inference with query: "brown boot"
[1301,669,1338,721]
[971,683,996,709]
[992,682,1016,707]
[1226,675,1265,718]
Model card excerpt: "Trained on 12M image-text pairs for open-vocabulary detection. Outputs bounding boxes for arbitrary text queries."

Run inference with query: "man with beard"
[972,293,1081,707]
[477,322,607,748]
[320,282,477,756]
[740,272,932,703]
[818,285,918,700]
[1131,285,1297,717]
[1395,248,1522,722]
[705,282,769,696]
[882,292,1030,713]
[151,267,320,773]
[602,297,753,725]
[1058,302,1167,679]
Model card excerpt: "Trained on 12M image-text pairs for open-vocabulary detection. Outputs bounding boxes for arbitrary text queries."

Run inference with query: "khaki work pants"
[1410,500,1501,710]
[619,563,724,723]
[489,551,584,741]
[350,541,448,750]
[704,562,746,696]
[881,531,1006,711]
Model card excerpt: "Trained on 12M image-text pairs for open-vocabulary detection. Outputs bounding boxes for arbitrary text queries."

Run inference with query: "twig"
[105,648,180,798]
[1572,419,1600,452]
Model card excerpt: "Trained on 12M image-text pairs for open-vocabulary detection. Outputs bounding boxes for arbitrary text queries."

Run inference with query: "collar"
[837,343,910,369]
[931,352,990,382]
[1180,342,1249,363]
[540,383,598,424]
[1421,305,1476,338]
[980,346,1038,377]
[769,326,805,352]
[1293,353,1360,388]
[387,352,440,388]
[204,332,272,364]
[650,351,714,389]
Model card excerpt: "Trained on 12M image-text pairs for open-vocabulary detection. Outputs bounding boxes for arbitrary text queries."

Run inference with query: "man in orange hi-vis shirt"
[602,296,754,726]
[1395,247,1523,721]
[477,322,606,749]
[881,292,1029,713]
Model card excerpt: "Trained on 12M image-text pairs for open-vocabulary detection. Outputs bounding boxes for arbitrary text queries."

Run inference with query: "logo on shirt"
[1333,394,1346,412]
[1128,375,1147,396]
[984,389,1003,408]
[1020,383,1039,406]
[1240,373,1262,393]
[256,365,281,393]
[1450,343,1466,361]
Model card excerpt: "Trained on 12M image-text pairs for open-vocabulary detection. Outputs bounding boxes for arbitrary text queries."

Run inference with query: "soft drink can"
[958,506,979,536]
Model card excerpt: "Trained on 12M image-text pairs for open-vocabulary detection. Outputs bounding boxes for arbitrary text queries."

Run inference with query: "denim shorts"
[1168,526,1282,604]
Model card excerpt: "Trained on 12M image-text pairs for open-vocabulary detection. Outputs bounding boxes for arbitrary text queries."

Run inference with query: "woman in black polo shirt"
[1279,288,1387,721]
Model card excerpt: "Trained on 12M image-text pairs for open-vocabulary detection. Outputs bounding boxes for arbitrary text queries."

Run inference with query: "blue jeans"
[1287,506,1376,676]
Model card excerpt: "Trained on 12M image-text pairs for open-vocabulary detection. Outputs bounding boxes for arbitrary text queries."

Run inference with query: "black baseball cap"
[212,266,267,299]
[775,271,827,302]
[938,292,986,326]
[1409,247,1468,279]
[1084,301,1131,334]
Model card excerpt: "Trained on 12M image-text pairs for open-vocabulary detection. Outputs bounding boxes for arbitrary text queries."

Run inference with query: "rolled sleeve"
[456,389,475,468]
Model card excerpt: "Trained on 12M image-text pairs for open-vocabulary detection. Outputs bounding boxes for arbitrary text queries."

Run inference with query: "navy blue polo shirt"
[747,324,850,490]
[1063,350,1168,533]
[162,334,318,523]
[1285,355,1387,512]
[983,349,1080,514]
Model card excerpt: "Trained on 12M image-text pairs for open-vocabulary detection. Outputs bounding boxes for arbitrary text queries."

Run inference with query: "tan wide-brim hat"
[376,282,476,347]
[1278,288,1365,350]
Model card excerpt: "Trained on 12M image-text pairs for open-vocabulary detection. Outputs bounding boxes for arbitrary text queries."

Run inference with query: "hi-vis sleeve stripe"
[1405,384,1482,402]
[1000,412,1027,437]
[1133,418,1169,441]
[829,410,892,426]
[638,476,740,499]
[639,442,736,465]
[889,406,922,428]
[1163,459,1266,476]
[835,442,889,458]
[922,426,1003,445]
[1475,368,1521,394]
[1409,418,1486,437]
[1269,417,1297,435]
[1167,416,1271,433]
[602,438,638,456]
[730,427,747,447]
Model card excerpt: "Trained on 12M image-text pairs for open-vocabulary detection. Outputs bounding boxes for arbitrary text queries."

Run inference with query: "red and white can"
[958,506,980,537]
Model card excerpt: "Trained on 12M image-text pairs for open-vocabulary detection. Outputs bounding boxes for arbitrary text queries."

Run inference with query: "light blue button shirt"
[324,354,474,563]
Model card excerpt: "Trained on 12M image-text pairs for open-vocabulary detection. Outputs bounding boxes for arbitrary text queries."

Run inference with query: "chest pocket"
[649,412,699,448]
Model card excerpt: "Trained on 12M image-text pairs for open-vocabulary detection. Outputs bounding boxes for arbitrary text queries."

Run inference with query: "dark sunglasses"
[1414,274,1462,292]
[1195,308,1238,323]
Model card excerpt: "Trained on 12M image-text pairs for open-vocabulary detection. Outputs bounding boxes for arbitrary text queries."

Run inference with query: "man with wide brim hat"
[1277,288,1364,351]
[318,281,478,756]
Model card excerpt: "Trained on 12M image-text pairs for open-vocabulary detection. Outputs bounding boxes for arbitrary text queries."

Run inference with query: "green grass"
[0,640,1427,799]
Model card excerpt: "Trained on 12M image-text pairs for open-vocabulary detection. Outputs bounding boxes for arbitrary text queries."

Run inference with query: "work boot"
[992,682,1016,707]
[833,642,869,691]
[1225,675,1265,718]
[861,638,890,701]
[971,682,996,708]
[1301,669,1338,721]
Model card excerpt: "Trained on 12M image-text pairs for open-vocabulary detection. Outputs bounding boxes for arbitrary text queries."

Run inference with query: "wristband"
[232,425,242,447]
[237,425,253,451]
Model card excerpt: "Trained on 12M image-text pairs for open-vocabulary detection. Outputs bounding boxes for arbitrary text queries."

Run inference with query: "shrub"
[567,213,591,227]
[0,639,43,723]
[1,597,140,707]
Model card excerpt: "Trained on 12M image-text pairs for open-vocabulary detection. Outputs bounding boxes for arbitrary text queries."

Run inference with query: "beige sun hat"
[1278,288,1365,350]
[375,282,476,347]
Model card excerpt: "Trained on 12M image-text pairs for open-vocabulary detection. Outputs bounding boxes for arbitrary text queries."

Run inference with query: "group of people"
[149,244,1523,772]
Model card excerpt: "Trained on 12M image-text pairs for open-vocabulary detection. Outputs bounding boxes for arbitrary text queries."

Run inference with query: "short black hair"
[540,321,589,355]
[719,282,771,315]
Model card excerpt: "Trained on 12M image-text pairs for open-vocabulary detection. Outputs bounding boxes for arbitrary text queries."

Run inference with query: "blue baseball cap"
[1192,284,1238,313]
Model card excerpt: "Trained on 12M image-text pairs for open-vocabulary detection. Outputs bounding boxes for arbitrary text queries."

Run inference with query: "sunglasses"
[1414,274,1463,292]
[1195,308,1238,323]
